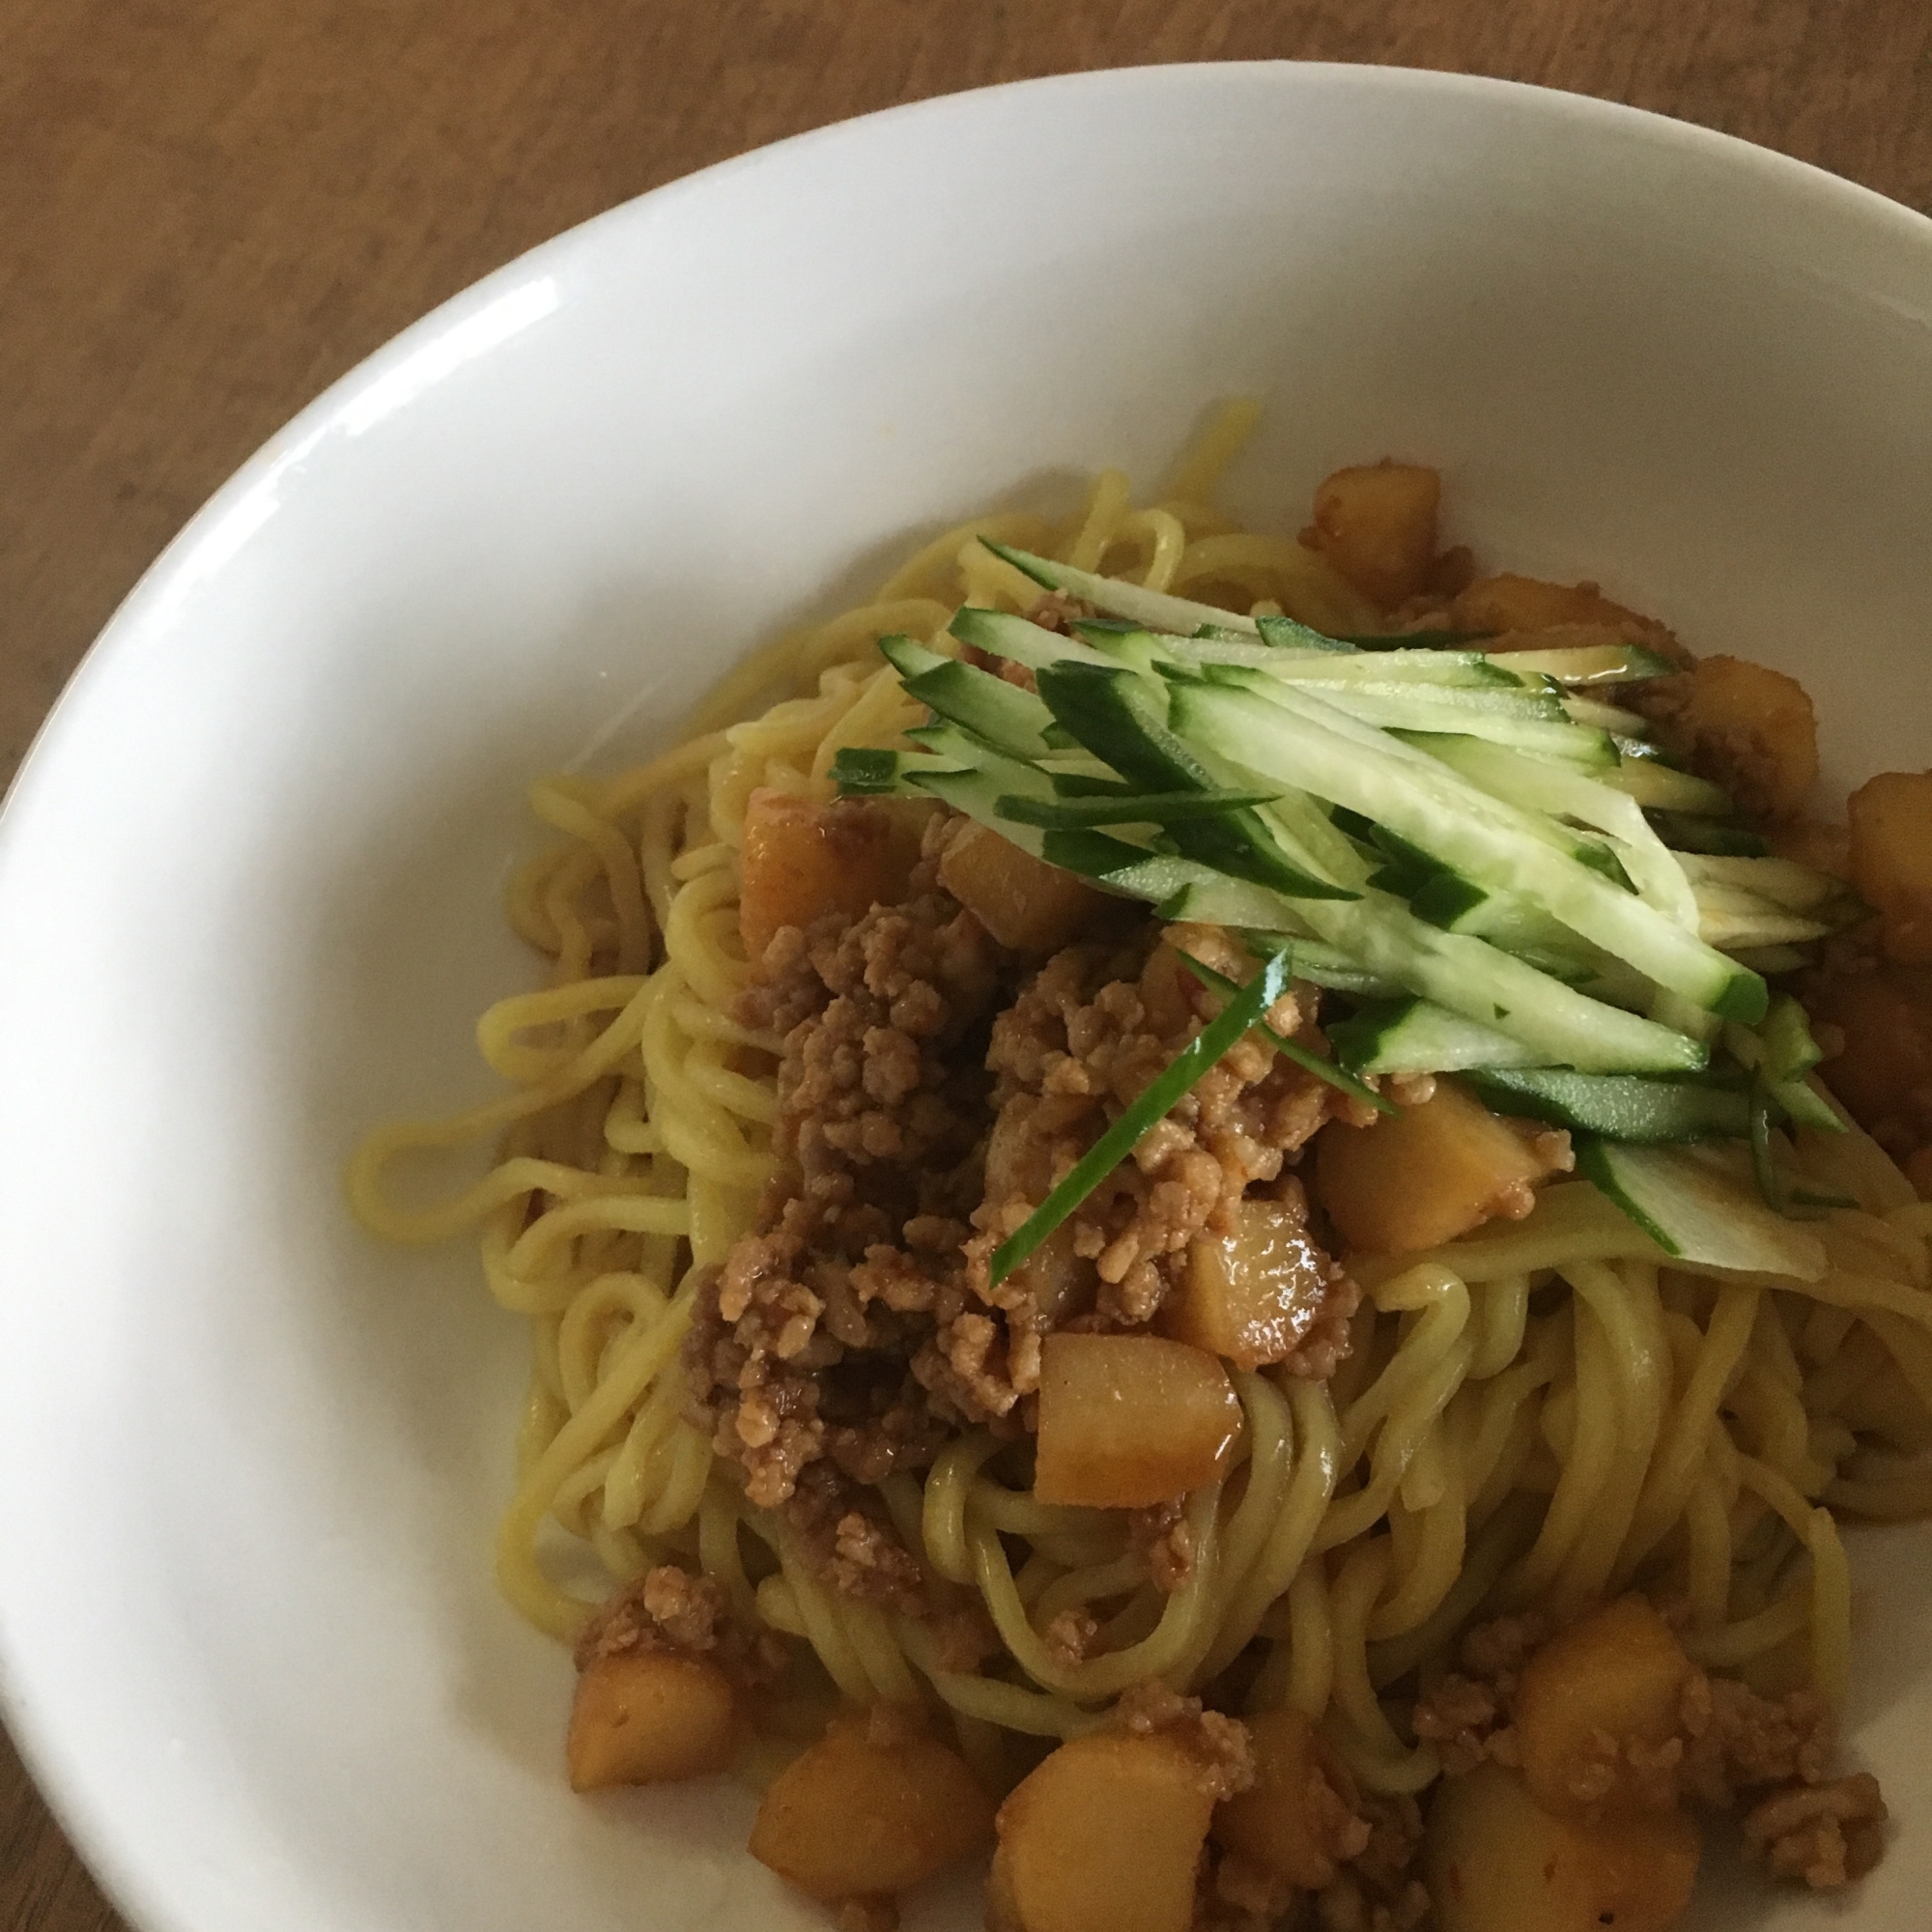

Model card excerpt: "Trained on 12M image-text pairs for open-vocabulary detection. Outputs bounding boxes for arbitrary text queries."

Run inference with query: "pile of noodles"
[348,406,1932,1794]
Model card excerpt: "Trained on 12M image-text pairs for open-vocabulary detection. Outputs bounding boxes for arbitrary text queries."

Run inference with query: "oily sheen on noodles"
[347,408,1930,1803]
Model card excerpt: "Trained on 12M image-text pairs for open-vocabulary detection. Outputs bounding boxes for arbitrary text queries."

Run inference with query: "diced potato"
[1806,958,1932,1144]
[1315,1079,1558,1254]
[1849,771,1932,964]
[1642,655,1818,823]
[1515,1599,1694,1818]
[748,1708,995,1900]
[738,789,922,963]
[566,1649,737,1790]
[997,1729,1217,1932]
[939,819,1114,954]
[1211,1707,1360,1889]
[1451,575,1676,650]
[986,1841,1024,1932]
[1034,1333,1241,1508]
[1425,1762,1700,1932]
[1305,461,1441,610]
[1160,1197,1333,1371]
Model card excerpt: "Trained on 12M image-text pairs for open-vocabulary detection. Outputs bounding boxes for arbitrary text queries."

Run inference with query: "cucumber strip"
[829,746,960,794]
[948,606,1116,672]
[1328,1000,1542,1074]
[1154,875,1321,935]
[1257,614,1354,652]
[1176,952,1391,1111]
[1575,1139,1829,1277]
[1331,628,1494,650]
[879,635,1056,760]
[1406,873,1598,959]
[1178,639,1519,686]
[1173,677,1766,1020]
[1677,854,1854,916]
[1489,642,1680,685]
[1562,696,1648,733]
[1406,733,1699,930]
[1726,944,1807,976]
[987,946,1294,1285]
[980,540,1263,639]
[1304,680,1570,728]
[1034,660,1359,901]
[998,787,1280,829]
[1284,888,1707,1071]
[1650,811,1770,857]
[1760,993,1826,1080]
[1605,761,1733,815]
[1772,1077,1848,1135]
[1697,910,1834,949]
[1467,1068,1751,1142]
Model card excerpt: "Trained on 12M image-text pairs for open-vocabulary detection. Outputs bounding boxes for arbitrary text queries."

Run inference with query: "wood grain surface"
[2,0,1928,1924]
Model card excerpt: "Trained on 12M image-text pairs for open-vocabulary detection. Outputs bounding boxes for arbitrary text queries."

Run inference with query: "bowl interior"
[2,61,1930,1932]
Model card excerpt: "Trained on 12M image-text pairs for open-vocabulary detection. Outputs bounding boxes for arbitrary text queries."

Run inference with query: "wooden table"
[2,0,1927,1923]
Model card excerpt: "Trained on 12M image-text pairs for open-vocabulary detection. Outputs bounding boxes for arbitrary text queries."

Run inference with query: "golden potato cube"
[997,1729,1217,1932]
[1315,1079,1555,1255]
[1425,1762,1700,1932]
[566,1649,737,1790]
[1159,1198,1333,1371]
[1516,1599,1694,1818]
[748,1709,995,1900]
[939,819,1114,955]
[1644,654,1818,824]
[1850,771,1932,964]
[1807,958,1932,1144]
[738,789,921,963]
[1306,461,1441,609]
[1034,1332,1242,1508]
[1211,1707,1360,1889]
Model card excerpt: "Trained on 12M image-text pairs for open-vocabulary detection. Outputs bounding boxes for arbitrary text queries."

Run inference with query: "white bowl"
[2,61,1930,1932]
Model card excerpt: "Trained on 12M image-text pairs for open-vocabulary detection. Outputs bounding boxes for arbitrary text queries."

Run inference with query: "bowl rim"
[5,57,1932,1932]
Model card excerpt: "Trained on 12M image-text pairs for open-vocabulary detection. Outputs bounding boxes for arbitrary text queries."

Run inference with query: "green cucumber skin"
[1328,999,1542,1074]
[1466,1068,1751,1143]
[1034,661,1356,902]
[1576,1137,1686,1253]
[1574,1138,1829,1278]
[880,636,1056,761]
[979,541,1264,639]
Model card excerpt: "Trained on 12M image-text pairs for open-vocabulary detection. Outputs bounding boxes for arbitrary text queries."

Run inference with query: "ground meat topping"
[1409,1611,1548,1772]
[1679,1673,1835,1808]
[1291,1791,1427,1932]
[1130,1499,1198,1594]
[1042,1605,1105,1668]
[1410,1670,1510,1775]
[693,840,1361,1603]
[1742,1772,1888,1888]
[687,858,1006,1511]
[973,924,1363,1344]
[781,1463,931,1612]
[1114,1681,1256,1801]
[574,1564,727,1668]
[572,1564,788,1691]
